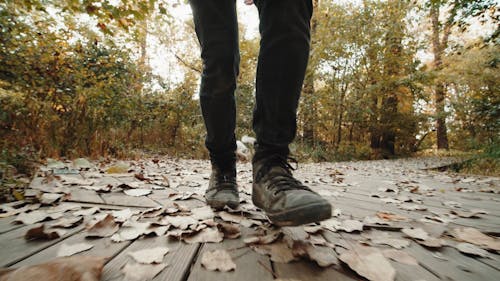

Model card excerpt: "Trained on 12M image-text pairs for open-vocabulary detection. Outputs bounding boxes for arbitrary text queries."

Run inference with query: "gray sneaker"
[205,165,239,209]
[252,155,332,226]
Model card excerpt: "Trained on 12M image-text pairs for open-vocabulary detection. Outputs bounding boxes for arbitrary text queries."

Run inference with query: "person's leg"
[251,0,332,226]
[252,0,313,161]
[190,0,240,209]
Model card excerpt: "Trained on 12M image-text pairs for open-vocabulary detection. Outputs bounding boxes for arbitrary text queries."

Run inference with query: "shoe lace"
[215,171,237,186]
[256,155,310,195]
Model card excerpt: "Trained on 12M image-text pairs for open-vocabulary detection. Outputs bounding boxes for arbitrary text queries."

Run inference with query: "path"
[0,157,499,281]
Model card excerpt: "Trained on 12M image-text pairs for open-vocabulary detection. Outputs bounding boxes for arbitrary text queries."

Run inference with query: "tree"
[427,0,497,149]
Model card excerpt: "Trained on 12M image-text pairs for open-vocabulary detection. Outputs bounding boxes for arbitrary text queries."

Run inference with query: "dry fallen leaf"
[218,211,262,227]
[183,227,224,244]
[302,244,338,267]
[250,240,297,263]
[0,256,107,281]
[415,237,443,248]
[121,262,168,281]
[320,218,342,232]
[200,249,236,272]
[452,227,500,251]
[57,243,94,257]
[140,207,164,218]
[124,189,152,197]
[217,222,241,239]
[191,206,215,221]
[339,244,396,281]
[455,243,490,258]
[243,231,282,245]
[382,249,418,265]
[25,224,66,240]
[450,209,487,218]
[40,193,63,204]
[73,207,100,216]
[402,227,429,241]
[376,212,408,222]
[128,247,170,264]
[163,215,198,230]
[363,231,410,249]
[49,216,84,228]
[111,208,139,223]
[86,214,119,238]
[111,221,151,242]
[338,220,363,232]
[15,210,63,224]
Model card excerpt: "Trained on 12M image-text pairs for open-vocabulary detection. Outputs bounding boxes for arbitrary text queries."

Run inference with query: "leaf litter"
[201,249,236,272]
[5,157,500,281]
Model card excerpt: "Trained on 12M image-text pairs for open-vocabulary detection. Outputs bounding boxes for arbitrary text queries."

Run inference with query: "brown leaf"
[25,224,66,240]
[217,222,241,239]
[250,240,297,263]
[415,237,444,248]
[111,208,139,223]
[73,207,100,216]
[86,214,119,238]
[244,231,282,245]
[111,221,151,242]
[200,250,236,272]
[455,243,490,258]
[40,193,63,204]
[363,231,410,249]
[376,212,408,222]
[163,215,198,230]
[452,227,500,251]
[402,227,428,240]
[338,220,364,233]
[15,210,63,224]
[191,206,215,221]
[140,207,164,218]
[128,247,170,264]
[124,189,152,197]
[0,256,107,281]
[121,262,168,281]
[303,245,338,267]
[49,216,84,228]
[450,209,487,218]
[168,192,194,201]
[382,249,418,265]
[339,244,396,281]
[57,243,94,257]
[182,227,224,244]
[218,211,262,227]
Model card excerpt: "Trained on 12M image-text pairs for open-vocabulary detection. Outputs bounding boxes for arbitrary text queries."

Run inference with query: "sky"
[148,0,497,85]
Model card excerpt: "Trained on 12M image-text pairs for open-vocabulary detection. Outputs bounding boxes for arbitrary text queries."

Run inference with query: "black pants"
[189,0,313,168]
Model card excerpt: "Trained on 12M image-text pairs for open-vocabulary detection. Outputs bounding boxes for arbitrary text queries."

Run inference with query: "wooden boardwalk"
[0,157,499,281]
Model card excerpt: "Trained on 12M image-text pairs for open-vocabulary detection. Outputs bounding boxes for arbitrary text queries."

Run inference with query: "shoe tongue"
[269,165,291,175]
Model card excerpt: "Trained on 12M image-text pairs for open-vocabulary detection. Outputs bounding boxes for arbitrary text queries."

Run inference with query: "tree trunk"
[430,2,449,149]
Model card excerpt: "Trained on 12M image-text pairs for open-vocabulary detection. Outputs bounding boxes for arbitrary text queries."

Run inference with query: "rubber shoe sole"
[265,201,332,227]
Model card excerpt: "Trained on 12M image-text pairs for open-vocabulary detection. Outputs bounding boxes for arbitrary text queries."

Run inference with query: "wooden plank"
[68,188,105,204]
[0,224,85,267]
[327,191,500,234]
[186,228,275,281]
[322,231,441,281]
[404,238,500,281]
[337,190,500,229]
[274,260,358,281]
[102,235,199,281]
[100,192,159,208]
[11,231,132,267]
[340,181,500,214]
[0,217,24,234]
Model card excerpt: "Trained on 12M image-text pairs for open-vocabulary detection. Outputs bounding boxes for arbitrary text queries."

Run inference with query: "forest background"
[0,0,498,180]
